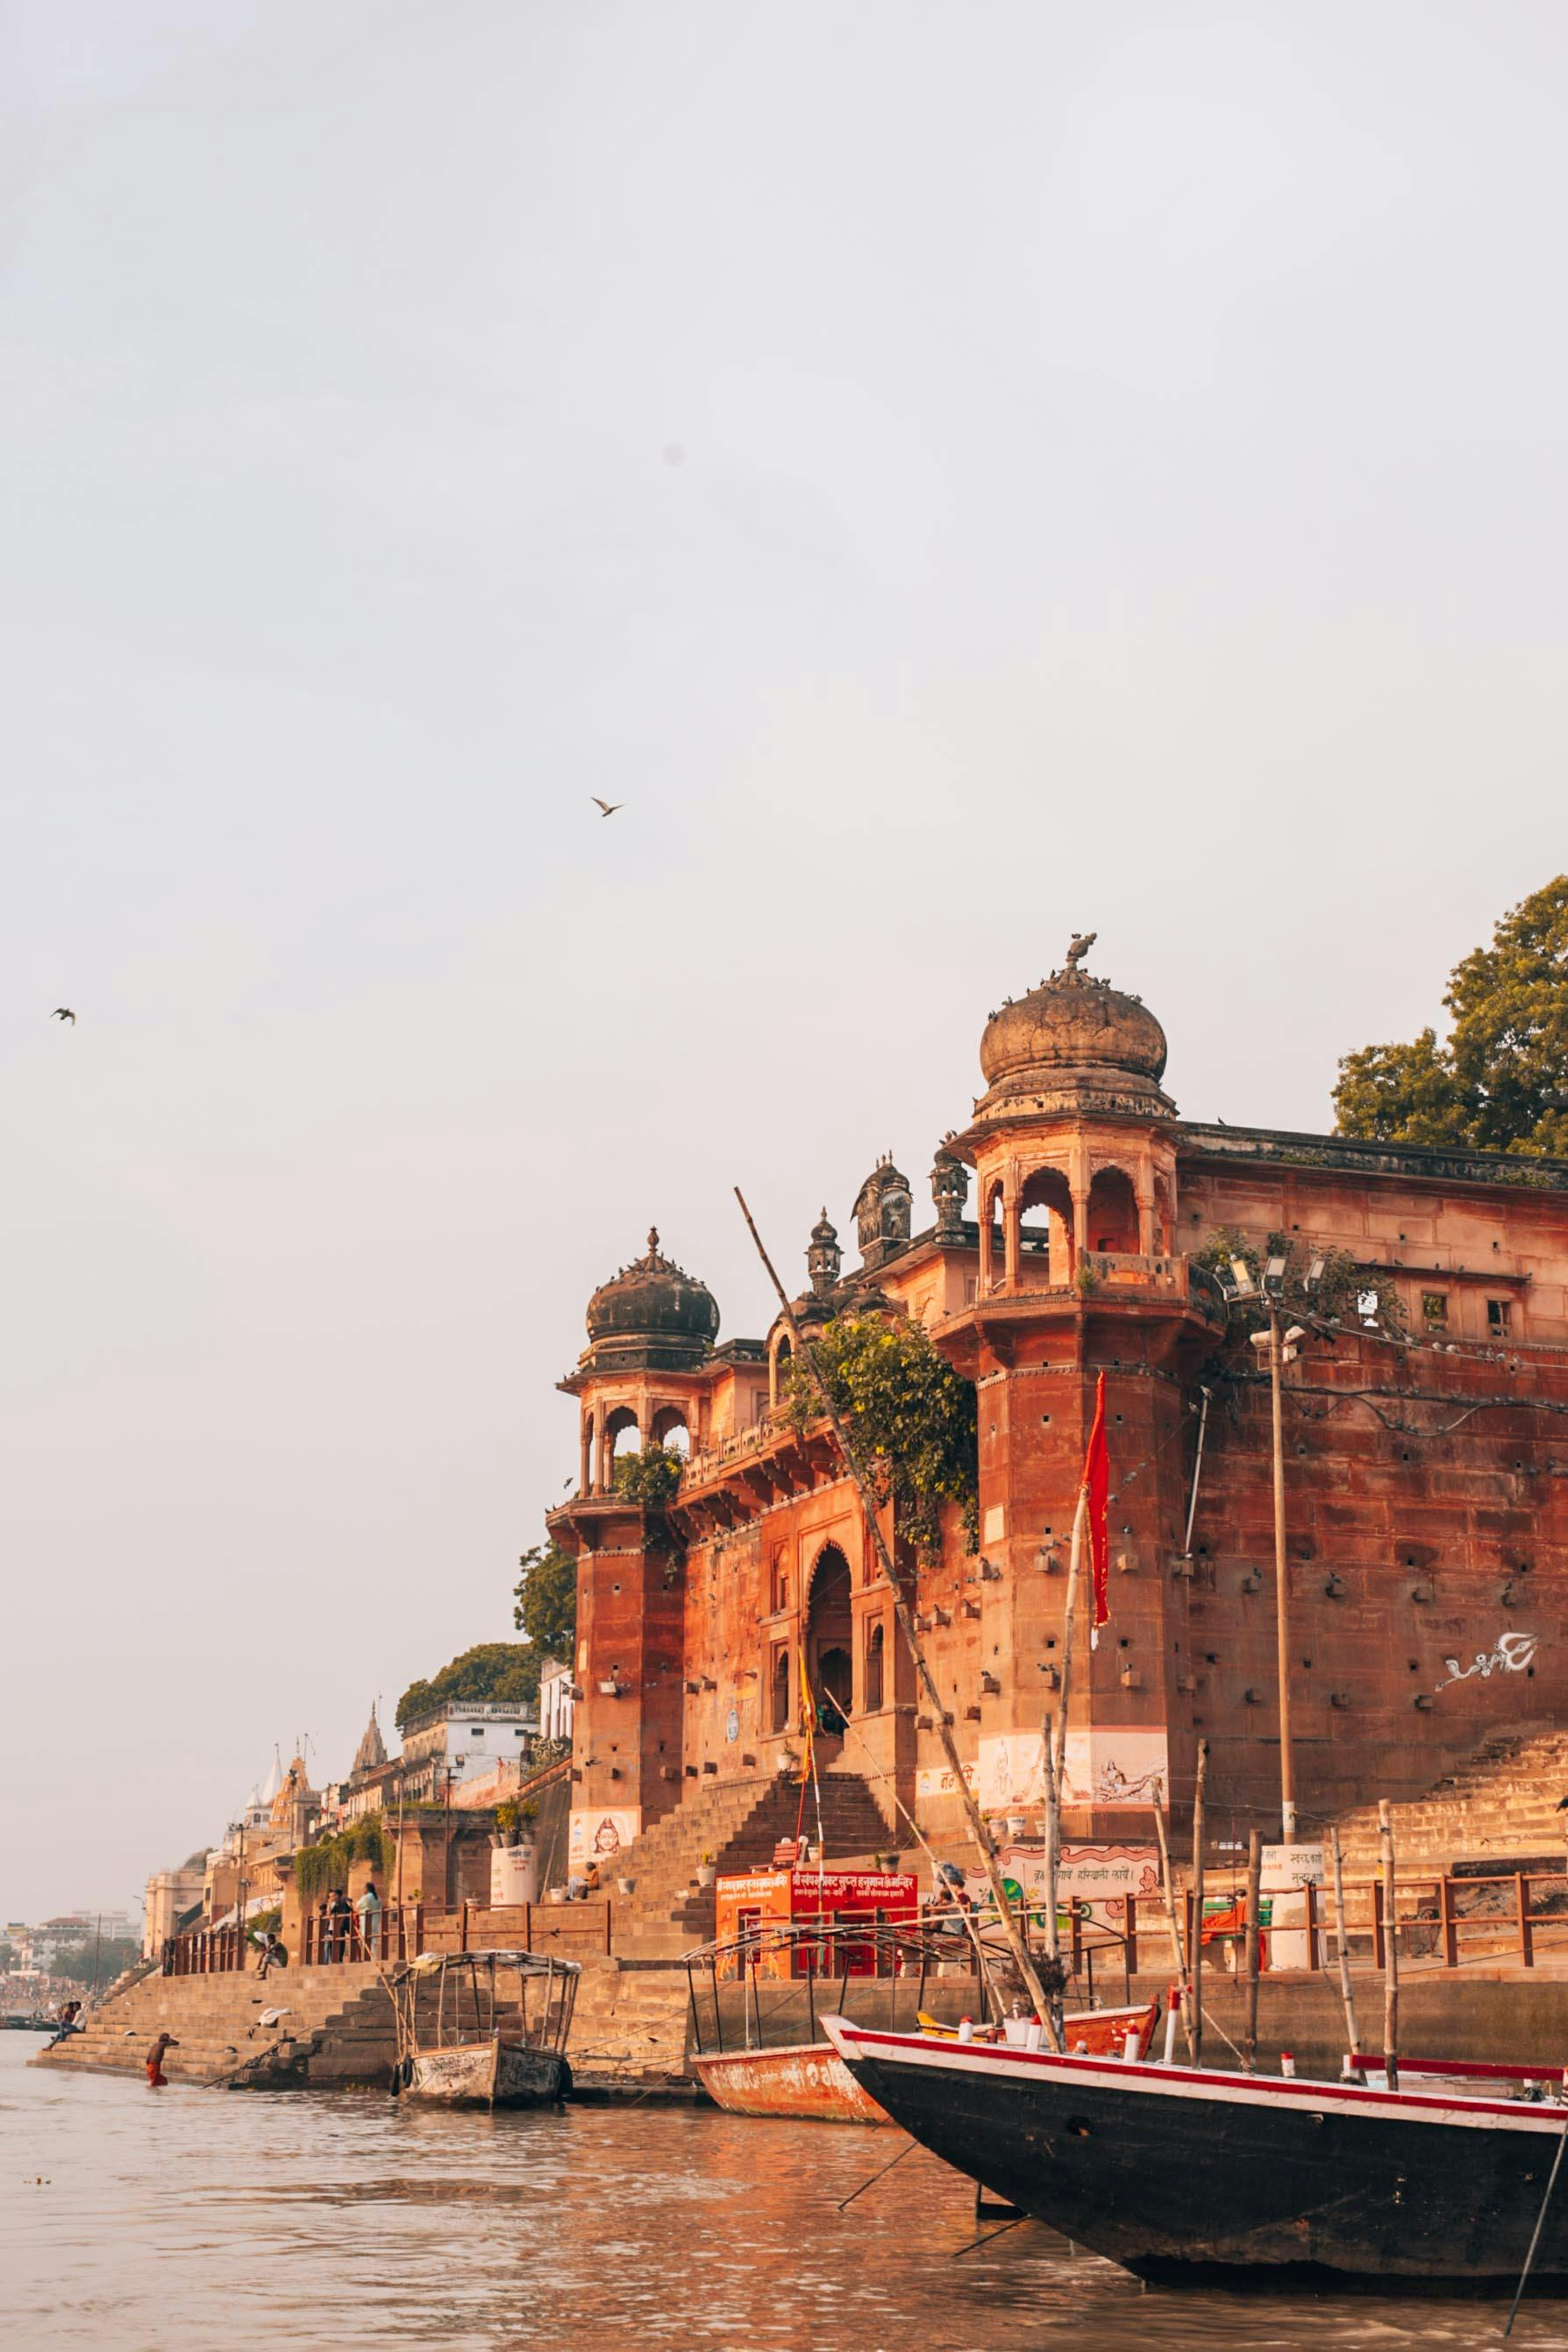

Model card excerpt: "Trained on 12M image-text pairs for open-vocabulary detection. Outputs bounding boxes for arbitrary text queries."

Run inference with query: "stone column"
[1002,1175,1021,1291]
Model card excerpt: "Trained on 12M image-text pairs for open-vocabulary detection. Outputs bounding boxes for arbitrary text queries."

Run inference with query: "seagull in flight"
[589,796,624,818]
[51,1008,76,1024]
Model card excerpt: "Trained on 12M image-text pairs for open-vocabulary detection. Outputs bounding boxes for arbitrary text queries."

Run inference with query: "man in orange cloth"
[145,2031,179,2086]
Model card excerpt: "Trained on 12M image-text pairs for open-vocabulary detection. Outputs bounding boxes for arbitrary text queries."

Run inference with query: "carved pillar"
[978,1184,994,1294]
[1002,1175,1021,1291]
[580,1416,594,1495]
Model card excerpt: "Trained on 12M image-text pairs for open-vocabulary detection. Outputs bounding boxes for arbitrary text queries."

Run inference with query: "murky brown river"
[6,2035,1568,2350]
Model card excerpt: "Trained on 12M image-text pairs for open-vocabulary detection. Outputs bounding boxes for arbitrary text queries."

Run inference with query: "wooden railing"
[167,1899,618,1976]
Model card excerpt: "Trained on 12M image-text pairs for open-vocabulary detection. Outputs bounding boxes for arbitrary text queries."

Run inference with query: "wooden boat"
[688,1914,1158,2124]
[388,1949,579,2110]
[821,2013,1568,2291]
[695,1999,1157,2122]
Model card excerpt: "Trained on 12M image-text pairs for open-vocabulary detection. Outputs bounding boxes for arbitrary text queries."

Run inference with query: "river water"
[5,2034,1568,2351]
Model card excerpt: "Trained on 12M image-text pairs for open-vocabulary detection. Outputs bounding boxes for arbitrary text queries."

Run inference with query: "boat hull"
[823,2021,1568,2291]
[694,2042,890,2123]
[408,2040,569,2108]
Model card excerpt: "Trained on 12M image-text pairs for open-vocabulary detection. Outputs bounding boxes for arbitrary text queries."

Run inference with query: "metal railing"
[166,1899,619,1977]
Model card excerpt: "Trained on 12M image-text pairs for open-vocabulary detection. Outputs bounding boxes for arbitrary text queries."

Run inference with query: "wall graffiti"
[1436,1630,1540,1693]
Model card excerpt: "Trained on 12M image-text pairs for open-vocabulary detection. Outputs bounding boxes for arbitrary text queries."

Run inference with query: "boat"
[386,1949,579,2109]
[687,1916,1159,2124]
[820,2013,1568,2291]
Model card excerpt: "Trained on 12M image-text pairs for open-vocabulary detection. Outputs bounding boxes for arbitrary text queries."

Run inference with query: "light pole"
[1253,1301,1308,1842]
[1218,1249,1317,1844]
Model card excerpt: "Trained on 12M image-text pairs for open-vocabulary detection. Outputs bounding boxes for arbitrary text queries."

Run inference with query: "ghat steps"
[32,1961,397,2086]
[1332,1723,1568,1879]
[595,1769,891,1957]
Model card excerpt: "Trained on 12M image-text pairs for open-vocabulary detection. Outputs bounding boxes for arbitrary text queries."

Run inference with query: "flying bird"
[52,1008,75,1024]
[589,797,624,818]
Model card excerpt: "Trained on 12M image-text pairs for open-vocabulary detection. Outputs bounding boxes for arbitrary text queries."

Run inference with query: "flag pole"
[734,1187,1059,2043]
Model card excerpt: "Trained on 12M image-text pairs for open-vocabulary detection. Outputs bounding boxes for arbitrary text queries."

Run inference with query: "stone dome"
[981,971,1166,1088]
[586,1229,719,1349]
[973,943,1174,1121]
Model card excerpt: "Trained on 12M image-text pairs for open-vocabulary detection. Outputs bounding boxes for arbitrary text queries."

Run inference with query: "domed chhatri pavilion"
[550,940,1568,1873]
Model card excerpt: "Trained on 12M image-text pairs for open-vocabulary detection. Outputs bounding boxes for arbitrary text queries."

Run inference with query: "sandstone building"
[548,946,1568,1863]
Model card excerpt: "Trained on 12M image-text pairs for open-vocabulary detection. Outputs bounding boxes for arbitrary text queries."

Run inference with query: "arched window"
[649,1404,689,1457]
[772,1645,792,1735]
[771,1335,793,1408]
[1087,1166,1139,1256]
[865,1621,885,1713]
[1019,1165,1073,1279]
[602,1406,640,1489]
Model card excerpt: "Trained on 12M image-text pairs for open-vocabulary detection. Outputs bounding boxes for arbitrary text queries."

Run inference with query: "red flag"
[1084,1371,1110,1646]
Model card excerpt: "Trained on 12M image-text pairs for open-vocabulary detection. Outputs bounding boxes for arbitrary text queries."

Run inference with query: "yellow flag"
[797,1649,816,1785]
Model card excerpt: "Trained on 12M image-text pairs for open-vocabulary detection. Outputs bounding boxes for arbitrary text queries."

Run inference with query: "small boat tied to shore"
[687,1915,1158,2124]
[820,2011,1568,2293]
[387,1949,579,2109]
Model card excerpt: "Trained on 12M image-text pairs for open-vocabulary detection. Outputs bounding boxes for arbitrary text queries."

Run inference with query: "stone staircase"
[567,1956,695,2085]
[1333,1724,1568,1878]
[604,1769,892,1957]
[32,1960,398,2087]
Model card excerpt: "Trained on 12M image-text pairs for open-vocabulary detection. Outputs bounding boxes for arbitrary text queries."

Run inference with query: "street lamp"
[1227,1259,1325,1844]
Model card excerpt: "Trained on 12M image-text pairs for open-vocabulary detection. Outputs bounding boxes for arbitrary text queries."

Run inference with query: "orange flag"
[1084,1371,1111,1648]
[797,1649,816,1786]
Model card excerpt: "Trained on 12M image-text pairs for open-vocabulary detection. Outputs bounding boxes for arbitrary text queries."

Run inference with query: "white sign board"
[1260,1843,1325,1893]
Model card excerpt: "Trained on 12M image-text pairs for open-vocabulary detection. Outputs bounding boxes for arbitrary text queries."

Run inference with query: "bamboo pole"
[1041,1713,1063,2049]
[1150,1776,1195,2061]
[1243,1829,1262,2074]
[734,1188,1054,2028]
[1052,1486,1089,1790]
[1190,1741,1208,2069]
[1329,1824,1362,2069]
[1379,1800,1399,2092]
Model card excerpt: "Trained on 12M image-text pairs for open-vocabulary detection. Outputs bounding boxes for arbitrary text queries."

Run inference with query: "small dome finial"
[646,1226,659,1257]
[1065,930,1097,970]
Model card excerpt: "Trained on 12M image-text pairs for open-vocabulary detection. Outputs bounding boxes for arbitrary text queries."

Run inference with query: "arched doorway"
[806,1543,853,1732]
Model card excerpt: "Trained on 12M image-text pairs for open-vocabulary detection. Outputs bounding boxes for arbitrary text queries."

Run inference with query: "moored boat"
[388,1949,579,2110]
[695,1999,1158,2122]
[821,2013,1568,2291]
[688,1913,1158,2123]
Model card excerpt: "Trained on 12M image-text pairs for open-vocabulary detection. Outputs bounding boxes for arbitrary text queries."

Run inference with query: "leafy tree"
[0,1940,18,1974]
[1334,878,1568,1157]
[511,1539,578,1669]
[396,1641,543,1729]
[784,1311,979,1556]
[49,1934,140,1986]
[612,1444,684,1506]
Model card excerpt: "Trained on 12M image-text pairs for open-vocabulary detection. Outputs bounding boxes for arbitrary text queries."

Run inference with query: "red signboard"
[714,1867,918,1978]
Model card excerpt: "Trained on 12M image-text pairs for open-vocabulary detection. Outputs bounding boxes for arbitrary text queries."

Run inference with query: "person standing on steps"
[146,2032,178,2086]
[354,1878,381,1959]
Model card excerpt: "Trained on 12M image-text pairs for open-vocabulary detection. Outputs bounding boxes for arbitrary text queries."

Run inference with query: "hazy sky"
[4,3,1564,1922]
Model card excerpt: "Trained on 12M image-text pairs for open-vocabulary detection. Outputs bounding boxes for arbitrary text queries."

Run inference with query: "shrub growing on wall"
[784,1311,979,1556]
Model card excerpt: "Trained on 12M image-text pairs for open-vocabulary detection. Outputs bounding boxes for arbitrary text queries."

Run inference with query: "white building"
[399,1700,540,1800]
[539,1657,576,1743]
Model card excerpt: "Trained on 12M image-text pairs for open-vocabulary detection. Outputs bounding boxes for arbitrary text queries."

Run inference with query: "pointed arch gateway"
[805,1542,853,1731]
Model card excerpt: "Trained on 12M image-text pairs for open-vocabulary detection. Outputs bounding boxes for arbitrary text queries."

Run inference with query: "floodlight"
[1248,1329,1270,1351]
[1229,1256,1258,1300]
[1213,1262,1238,1301]
[1263,1254,1287,1301]
[1284,1325,1307,1346]
[1305,1256,1326,1290]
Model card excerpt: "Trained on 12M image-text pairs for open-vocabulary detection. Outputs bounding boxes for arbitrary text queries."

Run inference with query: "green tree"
[1334,878,1568,1158]
[511,1539,578,1668]
[784,1311,979,1556]
[396,1641,543,1729]
[49,1934,140,1986]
